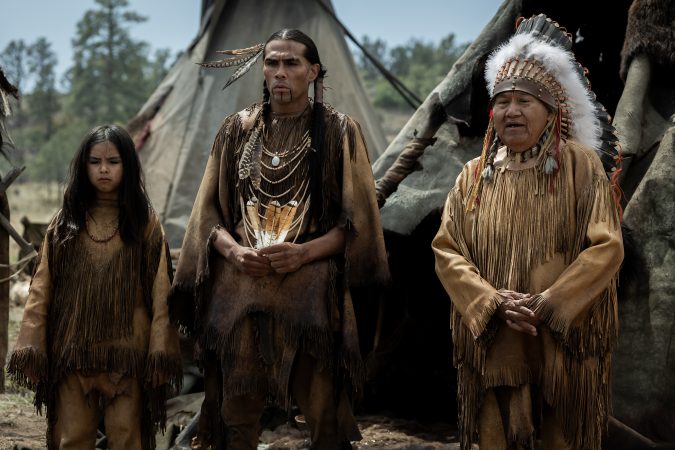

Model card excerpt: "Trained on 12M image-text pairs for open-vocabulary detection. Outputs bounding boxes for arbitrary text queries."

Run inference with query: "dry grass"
[6,181,62,262]
[2,179,50,449]
[1,298,48,450]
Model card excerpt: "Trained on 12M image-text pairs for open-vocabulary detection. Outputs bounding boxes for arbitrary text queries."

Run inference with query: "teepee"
[369,0,675,444]
[129,0,386,248]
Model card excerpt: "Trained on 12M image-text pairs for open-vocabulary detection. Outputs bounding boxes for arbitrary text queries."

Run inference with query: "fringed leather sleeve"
[529,144,623,450]
[433,162,502,449]
[169,109,250,333]
[530,143,623,356]
[7,231,53,391]
[339,116,390,289]
[145,216,183,430]
[432,161,502,341]
[532,145,623,450]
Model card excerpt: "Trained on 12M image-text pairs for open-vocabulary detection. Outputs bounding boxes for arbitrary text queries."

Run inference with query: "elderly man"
[170,29,388,450]
[432,15,624,450]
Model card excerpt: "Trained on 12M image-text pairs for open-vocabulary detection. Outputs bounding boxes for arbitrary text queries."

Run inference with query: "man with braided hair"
[170,29,388,450]
[433,15,624,450]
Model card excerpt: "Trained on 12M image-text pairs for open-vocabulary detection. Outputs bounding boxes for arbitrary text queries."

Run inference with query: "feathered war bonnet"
[468,14,621,210]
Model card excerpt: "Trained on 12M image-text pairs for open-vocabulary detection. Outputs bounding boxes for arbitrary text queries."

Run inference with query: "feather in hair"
[222,49,263,90]
[198,53,257,69]
[215,43,264,56]
[198,42,265,90]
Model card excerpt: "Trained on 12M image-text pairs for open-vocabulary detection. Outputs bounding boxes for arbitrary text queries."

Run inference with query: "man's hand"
[261,226,346,274]
[497,290,540,336]
[262,242,308,273]
[227,244,272,277]
[212,227,271,277]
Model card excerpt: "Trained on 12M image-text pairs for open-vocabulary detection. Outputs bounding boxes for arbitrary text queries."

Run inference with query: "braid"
[261,29,327,227]
[308,69,326,226]
[482,135,499,182]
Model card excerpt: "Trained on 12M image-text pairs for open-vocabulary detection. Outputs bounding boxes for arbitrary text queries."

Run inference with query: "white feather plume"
[484,32,602,152]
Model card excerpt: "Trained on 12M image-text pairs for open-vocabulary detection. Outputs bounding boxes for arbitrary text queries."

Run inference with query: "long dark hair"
[56,124,150,244]
[262,28,327,227]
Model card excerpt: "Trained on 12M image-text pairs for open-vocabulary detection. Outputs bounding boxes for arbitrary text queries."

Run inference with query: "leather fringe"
[473,161,573,293]
[456,364,483,450]
[6,347,48,412]
[232,103,349,235]
[49,237,138,347]
[452,302,501,450]
[171,103,357,334]
[168,226,217,335]
[145,351,184,429]
[450,154,620,450]
[47,221,165,354]
[53,346,146,379]
[35,219,167,450]
[200,304,364,406]
[538,339,614,450]
[573,174,621,256]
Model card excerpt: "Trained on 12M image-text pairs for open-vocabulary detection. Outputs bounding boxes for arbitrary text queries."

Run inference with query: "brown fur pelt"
[620,0,675,80]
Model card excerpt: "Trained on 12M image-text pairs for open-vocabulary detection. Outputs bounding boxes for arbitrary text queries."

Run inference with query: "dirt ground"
[0,181,458,450]
[1,289,48,450]
[0,385,47,450]
[2,280,459,450]
[1,179,461,450]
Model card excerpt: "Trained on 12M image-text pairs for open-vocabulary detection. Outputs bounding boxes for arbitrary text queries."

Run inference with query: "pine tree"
[27,38,59,140]
[69,0,150,124]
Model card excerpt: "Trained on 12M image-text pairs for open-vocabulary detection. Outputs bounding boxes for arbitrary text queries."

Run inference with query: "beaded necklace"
[85,214,119,243]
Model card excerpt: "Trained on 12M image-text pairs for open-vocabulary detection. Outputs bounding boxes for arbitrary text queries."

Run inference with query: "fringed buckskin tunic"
[8,201,182,450]
[432,141,623,450]
[170,103,389,431]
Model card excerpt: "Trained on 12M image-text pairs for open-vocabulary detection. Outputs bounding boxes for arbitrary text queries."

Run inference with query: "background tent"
[368,0,675,445]
[129,0,387,248]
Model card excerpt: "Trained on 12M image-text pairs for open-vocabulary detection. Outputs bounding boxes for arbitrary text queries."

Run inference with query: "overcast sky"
[1,0,504,87]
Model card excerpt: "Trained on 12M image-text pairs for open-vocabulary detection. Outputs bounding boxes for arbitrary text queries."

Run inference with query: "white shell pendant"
[271,155,281,167]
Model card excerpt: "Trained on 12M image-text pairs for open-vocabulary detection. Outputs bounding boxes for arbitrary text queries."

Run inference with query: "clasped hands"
[226,242,307,276]
[496,290,540,336]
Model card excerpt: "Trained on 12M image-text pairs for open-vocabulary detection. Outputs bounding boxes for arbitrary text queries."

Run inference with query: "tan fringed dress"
[432,141,623,450]
[8,200,182,450]
[170,102,389,444]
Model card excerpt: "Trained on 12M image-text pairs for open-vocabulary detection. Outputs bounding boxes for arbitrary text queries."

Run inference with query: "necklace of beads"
[262,131,311,169]
[85,214,119,243]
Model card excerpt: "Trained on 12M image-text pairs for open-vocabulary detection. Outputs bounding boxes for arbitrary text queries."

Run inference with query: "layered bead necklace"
[239,108,313,248]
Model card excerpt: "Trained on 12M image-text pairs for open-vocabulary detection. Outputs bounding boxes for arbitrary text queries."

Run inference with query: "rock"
[10,278,29,306]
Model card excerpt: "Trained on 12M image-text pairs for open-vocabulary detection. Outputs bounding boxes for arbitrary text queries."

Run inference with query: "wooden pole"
[0,191,9,392]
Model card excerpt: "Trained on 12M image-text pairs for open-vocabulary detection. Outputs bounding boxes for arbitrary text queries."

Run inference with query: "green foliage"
[359,36,388,82]
[26,38,59,141]
[2,0,172,185]
[357,33,469,110]
[69,0,151,124]
[27,120,88,184]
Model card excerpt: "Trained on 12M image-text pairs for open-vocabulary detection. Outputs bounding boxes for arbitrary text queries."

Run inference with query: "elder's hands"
[497,290,540,336]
